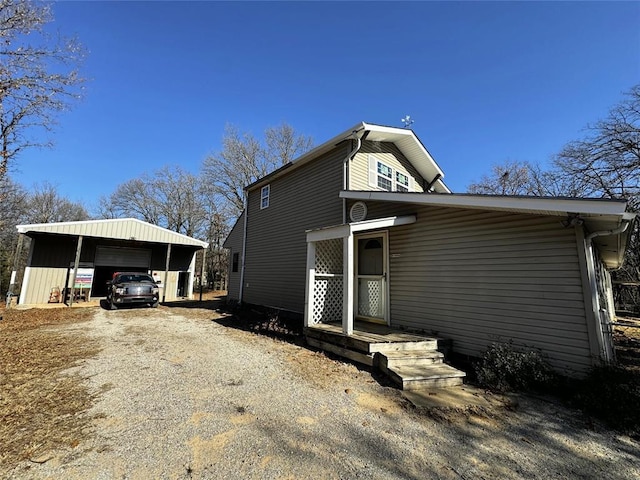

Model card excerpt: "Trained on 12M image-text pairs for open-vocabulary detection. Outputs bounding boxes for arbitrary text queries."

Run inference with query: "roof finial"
[401,115,414,128]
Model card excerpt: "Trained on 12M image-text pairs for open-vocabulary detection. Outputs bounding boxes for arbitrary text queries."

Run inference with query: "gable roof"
[16,218,209,248]
[247,122,450,193]
[341,190,636,269]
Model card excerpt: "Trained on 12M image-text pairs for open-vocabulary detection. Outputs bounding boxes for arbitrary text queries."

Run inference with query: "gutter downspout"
[586,220,630,243]
[342,129,366,224]
[584,219,631,363]
[239,192,249,305]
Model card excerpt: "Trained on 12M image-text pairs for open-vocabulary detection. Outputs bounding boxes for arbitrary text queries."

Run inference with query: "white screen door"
[356,233,387,324]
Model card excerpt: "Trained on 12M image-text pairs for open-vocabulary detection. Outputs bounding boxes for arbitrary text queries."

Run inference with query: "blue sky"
[11,1,640,210]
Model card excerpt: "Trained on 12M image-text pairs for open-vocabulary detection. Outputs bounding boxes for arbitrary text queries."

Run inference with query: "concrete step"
[387,363,466,390]
[377,350,444,374]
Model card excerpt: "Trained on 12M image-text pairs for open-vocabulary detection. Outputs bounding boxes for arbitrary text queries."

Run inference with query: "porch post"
[304,241,316,328]
[343,233,354,335]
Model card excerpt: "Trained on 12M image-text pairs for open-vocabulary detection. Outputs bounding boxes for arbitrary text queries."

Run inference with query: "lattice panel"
[315,239,343,275]
[312,277,343,324]
[358,279,382,318]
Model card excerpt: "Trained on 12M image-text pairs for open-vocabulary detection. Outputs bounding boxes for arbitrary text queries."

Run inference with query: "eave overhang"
[341,191,636,269]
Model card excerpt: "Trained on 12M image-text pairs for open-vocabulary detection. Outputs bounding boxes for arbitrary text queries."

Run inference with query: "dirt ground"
[1,295,639,478]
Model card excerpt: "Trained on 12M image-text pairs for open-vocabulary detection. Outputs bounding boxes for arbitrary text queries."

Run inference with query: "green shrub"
[475,342,556,393]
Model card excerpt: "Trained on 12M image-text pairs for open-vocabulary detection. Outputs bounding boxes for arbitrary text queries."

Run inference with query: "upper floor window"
[368,155,413,192]
[395,171,409,192]
[377,162,393,190]
[232,252,239,272]
[260,184,270,209]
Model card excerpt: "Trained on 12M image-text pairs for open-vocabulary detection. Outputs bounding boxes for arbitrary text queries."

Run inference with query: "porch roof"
[340,191,636,269]
[306,215,417,242]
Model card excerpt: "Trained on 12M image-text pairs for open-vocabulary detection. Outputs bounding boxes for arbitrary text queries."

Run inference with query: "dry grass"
[615,316,640,373]
[0,306,99,468]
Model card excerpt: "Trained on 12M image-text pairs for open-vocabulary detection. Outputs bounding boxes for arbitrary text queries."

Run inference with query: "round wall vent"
[349,201,368,222]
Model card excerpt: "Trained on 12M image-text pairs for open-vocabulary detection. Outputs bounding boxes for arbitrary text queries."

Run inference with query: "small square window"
[376,161,393,191]
[377,176,392,191]
[260,184,270,209]
[396,172,409,192]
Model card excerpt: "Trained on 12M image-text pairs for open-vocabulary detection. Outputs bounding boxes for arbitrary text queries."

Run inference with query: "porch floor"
[304,321,439,356]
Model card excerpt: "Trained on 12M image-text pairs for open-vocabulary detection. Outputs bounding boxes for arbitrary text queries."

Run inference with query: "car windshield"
[118,274,154,283]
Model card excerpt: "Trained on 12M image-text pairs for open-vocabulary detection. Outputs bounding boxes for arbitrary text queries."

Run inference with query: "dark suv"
[106,272,160,310]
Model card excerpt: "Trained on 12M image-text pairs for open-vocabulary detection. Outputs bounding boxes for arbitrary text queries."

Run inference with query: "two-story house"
[225,122,635,381]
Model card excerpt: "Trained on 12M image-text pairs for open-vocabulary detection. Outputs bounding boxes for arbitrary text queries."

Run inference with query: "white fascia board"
[306,224,351,242]
[350,215,417,232]
[340,191,629,217]
[306,215,416,242]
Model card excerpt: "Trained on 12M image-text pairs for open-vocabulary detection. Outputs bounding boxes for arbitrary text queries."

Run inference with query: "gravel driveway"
[12,305,640,479]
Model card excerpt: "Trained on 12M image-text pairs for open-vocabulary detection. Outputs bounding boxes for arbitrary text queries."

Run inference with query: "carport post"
[163,243,172,303]
[199,248,206,301]
[69,235,83,307]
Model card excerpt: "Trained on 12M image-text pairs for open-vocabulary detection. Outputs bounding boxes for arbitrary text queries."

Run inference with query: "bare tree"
[202,123,313,217]
[98,176,162,225]
[0,0,85,183]
[467,160,545,195]
[0,176,24,298]
[467,159,589,198]
[553,84,640,209]
[264,122,314,166]
[24,181,89,223]
[98,166,209,238]
[152,166,208,237]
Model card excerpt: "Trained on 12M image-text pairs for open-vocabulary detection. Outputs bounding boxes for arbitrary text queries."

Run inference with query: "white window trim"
[260,184,270,209]
[367,155,414,192]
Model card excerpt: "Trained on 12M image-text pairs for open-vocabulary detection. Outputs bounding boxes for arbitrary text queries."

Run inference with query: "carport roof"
[16,218,209,248]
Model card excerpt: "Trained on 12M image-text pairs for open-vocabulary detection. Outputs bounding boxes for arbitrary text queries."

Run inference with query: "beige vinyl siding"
[349,141,425,192]
[243,144,348,313]
[364,202,591,374]
[223,212,245,302]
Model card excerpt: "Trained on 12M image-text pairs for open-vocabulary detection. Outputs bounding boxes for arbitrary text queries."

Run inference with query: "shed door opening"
[92,247,152,296]
[177,271,189,298]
